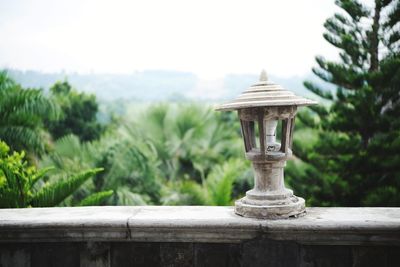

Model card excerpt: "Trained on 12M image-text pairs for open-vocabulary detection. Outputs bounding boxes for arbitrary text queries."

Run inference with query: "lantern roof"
[216,70,317,111]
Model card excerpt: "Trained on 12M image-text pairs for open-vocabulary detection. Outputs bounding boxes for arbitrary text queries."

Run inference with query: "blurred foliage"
[47,81,104,142]
[0,140,109,208]
[39,104,251,206]
[289,0,400,206]
[0,71,59,156]
[162,159,247,206]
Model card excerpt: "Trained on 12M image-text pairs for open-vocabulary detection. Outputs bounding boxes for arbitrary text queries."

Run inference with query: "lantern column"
[216,70,317,219]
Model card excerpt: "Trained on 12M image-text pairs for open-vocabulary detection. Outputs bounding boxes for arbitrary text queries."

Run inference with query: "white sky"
[0,0,341,79]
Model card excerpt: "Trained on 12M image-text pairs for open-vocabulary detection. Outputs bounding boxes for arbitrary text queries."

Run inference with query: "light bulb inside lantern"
[264,120,281,152]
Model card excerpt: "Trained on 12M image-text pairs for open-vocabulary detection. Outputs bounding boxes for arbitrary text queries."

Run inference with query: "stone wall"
[0,206,399,267]
[1,240,400,267]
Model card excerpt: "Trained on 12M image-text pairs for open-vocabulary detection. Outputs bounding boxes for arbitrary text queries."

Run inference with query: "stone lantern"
[216,70,317,219]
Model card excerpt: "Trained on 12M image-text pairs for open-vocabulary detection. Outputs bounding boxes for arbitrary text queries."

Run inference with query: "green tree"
[0,71,59,155]
[47,81,104,142]
[39,103,250,206]
[293,0,400,206]
[137,104,243,183]
[39,133,161,205]
[0,140,111,208]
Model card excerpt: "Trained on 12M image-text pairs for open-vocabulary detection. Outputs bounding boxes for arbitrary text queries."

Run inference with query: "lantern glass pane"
[276,120,282,143]
[240,120,258,152]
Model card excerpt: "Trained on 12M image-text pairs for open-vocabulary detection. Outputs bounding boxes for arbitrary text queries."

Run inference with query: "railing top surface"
[0,206,399,244]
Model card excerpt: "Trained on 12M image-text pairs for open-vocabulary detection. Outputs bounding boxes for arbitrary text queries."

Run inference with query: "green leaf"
[31,168,103,207]
[78,190,113,206]
[304,81,334,100]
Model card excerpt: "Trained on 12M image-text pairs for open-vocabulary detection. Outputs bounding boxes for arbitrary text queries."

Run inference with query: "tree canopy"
[0,71,59,155]
[293,0,400,206]
[47,81,104,142]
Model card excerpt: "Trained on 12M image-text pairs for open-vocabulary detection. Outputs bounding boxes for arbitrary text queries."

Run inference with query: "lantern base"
[234,195,305,219]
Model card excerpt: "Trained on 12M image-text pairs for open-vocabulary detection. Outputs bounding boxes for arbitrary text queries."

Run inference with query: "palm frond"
[0,71,16,91]
[0,72,60,154]
[115,187,148,205]
[0,126,46,154]
[78,190,113,206]
[30,167,54,187]
[206,159,245,206]
[0,87,60,121]
[31,168,103,207]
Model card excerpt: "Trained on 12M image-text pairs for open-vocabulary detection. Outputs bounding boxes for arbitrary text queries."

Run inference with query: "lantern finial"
[259,69,268,82]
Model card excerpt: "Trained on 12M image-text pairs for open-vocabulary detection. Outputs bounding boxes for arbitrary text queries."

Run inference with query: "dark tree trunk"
[369,0,382,72]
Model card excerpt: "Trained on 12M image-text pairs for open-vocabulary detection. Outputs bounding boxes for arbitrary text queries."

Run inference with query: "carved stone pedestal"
[234,161,305,219]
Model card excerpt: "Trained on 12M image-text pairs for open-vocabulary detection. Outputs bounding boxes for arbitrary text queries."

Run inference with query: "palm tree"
[136,103,243,183]
[39,103,249,207]
[0,71,59,155]
[40,134,161,205]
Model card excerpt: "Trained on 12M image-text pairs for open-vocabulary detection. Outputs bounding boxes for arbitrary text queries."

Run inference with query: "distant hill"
[6,69,318,101]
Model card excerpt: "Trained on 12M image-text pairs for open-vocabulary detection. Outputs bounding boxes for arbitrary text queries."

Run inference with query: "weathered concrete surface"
[1,241,400,267]
[0,206,399,245]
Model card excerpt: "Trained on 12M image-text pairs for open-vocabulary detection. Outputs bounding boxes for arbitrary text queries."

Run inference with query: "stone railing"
[0,206,399,266]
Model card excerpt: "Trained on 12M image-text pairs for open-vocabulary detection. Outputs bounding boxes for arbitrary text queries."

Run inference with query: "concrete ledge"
[0,206,399,245]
